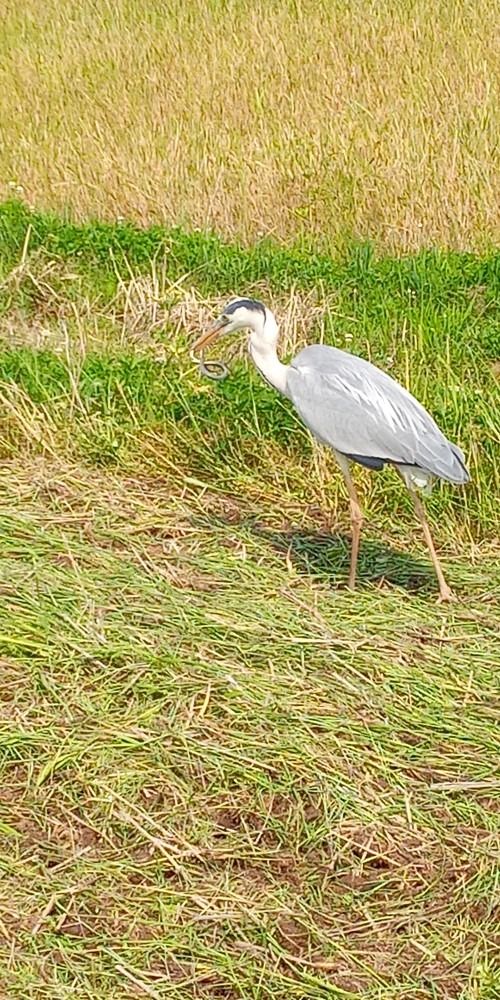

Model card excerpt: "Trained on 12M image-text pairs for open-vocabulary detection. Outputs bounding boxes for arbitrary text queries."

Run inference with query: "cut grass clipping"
[0,205,499,998]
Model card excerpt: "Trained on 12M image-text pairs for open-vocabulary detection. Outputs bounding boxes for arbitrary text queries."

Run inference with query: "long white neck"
[248,309,289,396]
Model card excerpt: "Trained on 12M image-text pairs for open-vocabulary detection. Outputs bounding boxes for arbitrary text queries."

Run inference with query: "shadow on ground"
[196,510,436,596]
[253,523,435,594]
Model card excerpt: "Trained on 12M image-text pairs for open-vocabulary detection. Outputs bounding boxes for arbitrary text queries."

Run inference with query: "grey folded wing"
[286,345,468,483]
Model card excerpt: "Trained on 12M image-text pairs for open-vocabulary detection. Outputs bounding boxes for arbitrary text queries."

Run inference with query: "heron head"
[193,298,267,353]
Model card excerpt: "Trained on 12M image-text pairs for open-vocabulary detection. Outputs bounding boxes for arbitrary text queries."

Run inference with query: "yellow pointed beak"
[192,318,225,354]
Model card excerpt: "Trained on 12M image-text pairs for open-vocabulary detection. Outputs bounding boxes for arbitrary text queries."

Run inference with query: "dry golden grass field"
[1,0,500,249]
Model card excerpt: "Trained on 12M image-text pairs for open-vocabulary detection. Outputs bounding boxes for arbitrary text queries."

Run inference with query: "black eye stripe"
[224,298,266,318]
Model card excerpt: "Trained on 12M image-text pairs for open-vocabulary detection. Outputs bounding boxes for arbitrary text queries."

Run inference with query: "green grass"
[0,206,500,998]
[0,201,499,536]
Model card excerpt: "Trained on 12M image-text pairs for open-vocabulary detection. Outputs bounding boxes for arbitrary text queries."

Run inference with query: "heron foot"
[436,587,458,604]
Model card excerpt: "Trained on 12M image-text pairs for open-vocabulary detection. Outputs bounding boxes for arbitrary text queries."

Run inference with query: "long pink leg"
[335,453,363,590]
[409,488,456,602]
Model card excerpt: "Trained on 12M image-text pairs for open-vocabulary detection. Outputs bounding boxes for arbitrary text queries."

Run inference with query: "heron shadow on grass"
[200,510,438,596]
[247,519,437,595]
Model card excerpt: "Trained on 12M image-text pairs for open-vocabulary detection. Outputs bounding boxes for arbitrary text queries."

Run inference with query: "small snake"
[190,350,230,382]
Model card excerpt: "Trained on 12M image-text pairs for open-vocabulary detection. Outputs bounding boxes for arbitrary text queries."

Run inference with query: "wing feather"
[286,345,468,483]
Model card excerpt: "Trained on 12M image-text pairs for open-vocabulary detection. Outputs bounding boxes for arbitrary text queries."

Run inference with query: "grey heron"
[193,298,469,601]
